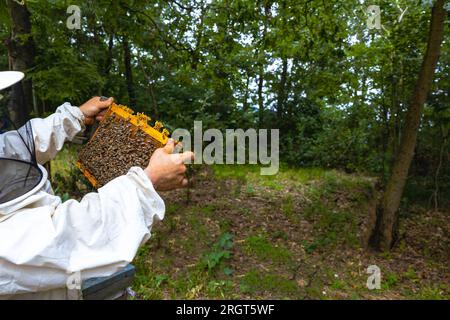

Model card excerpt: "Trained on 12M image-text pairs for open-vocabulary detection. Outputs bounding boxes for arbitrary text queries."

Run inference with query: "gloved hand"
[145,139,194,191]
[79,96,114,125]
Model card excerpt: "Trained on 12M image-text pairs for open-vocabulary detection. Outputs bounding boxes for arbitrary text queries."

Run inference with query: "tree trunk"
[277,57,288,120]
[123,36,137,106]
[257,64,264,127]
[243,75,250,113]
[138,56,158,117]
[369,0,447,250]
[257,0,270,128]
[105,34,114,76]
[5,0,36,127]
[191,1,205,70]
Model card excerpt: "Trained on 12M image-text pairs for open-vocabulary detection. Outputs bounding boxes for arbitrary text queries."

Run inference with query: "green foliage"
[51,144,94,198]
[1,0,448,201]
[200,233,234,274]
[382,272,399,290]
[2,4,449,302]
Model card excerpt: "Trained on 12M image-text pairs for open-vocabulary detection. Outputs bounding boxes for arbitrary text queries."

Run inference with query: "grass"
[281,194,299,223]
[303,192,360,251]
[240,269,300,297]
[244,234,292,265]
[411,285,450,300]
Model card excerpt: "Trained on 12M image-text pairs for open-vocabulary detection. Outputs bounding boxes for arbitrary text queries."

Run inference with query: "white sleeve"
[0,103,84,163]
[0,167,165,296]
[31,102,85,164]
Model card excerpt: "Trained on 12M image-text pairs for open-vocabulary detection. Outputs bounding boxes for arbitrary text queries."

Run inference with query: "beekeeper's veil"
[0,71,42,204]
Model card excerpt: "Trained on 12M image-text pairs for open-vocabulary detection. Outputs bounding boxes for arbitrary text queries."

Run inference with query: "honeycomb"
[77,103,170,188]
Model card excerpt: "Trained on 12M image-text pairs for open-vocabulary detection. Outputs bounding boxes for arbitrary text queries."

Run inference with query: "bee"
[78,104,167,188]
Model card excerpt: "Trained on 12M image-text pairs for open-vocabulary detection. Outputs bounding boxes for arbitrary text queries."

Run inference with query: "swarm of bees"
[77,103,170,188]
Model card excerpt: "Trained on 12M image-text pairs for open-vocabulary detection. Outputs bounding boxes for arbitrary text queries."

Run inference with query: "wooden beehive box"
[77,103,170,188]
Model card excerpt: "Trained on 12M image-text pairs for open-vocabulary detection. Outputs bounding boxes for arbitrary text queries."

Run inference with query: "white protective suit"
[0,103,165,299]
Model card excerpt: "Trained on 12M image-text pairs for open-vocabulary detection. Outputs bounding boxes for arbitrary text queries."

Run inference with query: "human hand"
[144,139,195,191]
[79,96,114,125]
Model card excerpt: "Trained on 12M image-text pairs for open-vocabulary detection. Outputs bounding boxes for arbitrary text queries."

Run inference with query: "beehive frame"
[77,103,170,188]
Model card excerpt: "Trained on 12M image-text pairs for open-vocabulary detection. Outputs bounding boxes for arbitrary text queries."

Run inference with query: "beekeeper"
[0,71,193,299]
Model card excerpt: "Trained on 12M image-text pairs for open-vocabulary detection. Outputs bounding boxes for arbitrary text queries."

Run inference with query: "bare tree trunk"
[276,1,288,121]
[105,34,114,76]
[5,0,36,127]
[191,0,205,70]
[138,56,158,117]
[243,75,250,113]
[257,64,264,127]
[257,0,270,128]
[123,36,137,106]
[277,58,288,120]
[369,0,447,250]
[431,129,447,211]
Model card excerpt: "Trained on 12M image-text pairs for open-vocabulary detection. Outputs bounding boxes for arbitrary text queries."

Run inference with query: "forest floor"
[52,145,450,300]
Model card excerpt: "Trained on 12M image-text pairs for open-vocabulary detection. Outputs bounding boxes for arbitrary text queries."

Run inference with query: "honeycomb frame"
[77,103,170,188]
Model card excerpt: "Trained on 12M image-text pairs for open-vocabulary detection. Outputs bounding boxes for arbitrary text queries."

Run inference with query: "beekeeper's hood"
[0,71,43,205]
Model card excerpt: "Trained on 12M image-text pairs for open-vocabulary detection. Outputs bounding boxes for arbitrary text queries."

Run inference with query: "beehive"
[77,103,170,188]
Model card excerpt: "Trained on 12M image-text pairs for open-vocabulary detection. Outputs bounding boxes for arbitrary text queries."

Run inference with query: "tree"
[369,0,448,251]
[1,0,448,214]
[5,0,36,126]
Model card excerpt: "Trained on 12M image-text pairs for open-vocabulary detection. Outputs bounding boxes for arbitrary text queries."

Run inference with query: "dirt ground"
[130,165,449,300]
[50,147,449,299]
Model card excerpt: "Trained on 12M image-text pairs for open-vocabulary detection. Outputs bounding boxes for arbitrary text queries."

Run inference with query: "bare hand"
[145,139,194,191]
[79,96,114,125]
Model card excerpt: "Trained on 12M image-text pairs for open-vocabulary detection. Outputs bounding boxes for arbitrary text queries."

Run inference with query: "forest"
[0,0,449,299]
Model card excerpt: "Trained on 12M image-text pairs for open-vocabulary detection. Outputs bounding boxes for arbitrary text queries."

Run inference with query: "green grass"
[300,173,366,251]
[240,269,300,297]
[244,234,292,265]
[212,164,329,185]
[187,215,209,239]
[281,194,299,222]
[411,285,450,300]
[303,201,359,251]
[330,279,347,290]
[198,204,216,216]
[382,272,399,290]
[403,266,420,283]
